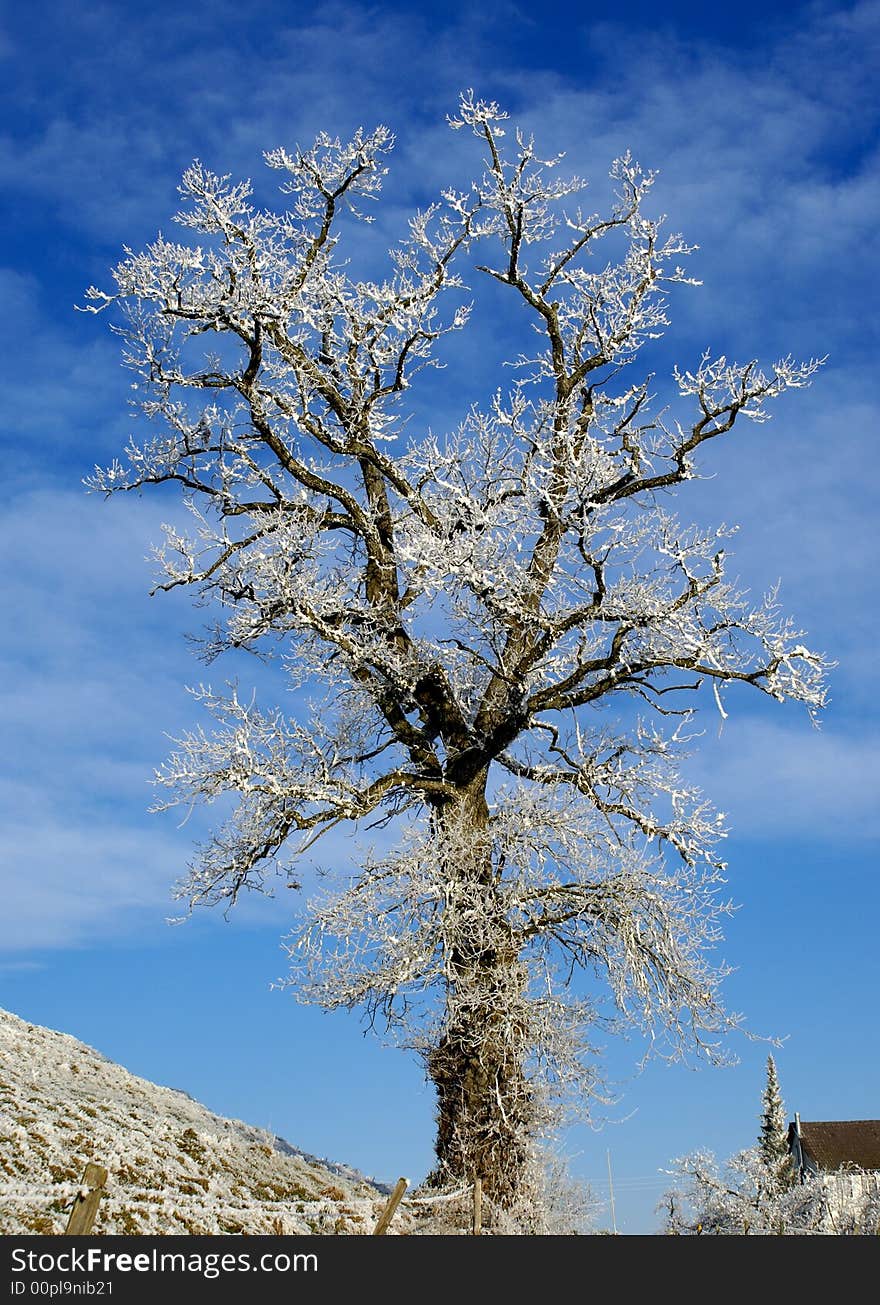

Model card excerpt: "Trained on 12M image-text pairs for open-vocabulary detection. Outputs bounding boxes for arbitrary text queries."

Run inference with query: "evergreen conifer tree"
[759,1055,794,1188]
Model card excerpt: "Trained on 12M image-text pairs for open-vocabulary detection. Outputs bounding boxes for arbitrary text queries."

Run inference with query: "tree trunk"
[425,778,533,1206]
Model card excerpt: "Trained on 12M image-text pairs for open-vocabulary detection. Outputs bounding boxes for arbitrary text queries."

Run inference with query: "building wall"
[819,1171,880,1233]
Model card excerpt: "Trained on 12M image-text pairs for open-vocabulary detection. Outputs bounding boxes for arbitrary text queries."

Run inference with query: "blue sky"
[1,0,878,1233]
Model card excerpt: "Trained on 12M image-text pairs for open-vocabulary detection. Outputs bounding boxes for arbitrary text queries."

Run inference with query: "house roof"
[790,1120,880,1171]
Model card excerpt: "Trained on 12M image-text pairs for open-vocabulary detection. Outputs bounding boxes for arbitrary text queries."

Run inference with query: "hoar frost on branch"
[662,1148,880,1235]
[84,90,831,1208]
[663,1037,880,1235]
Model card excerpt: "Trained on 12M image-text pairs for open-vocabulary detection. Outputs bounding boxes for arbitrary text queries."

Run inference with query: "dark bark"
[424,777,533,1205]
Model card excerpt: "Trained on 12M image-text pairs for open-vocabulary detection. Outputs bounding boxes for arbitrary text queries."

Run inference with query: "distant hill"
[0,1006,410,1235]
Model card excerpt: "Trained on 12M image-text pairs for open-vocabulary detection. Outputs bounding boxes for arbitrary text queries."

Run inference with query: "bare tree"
[84,91,830,1207]
[662,1147,880,1235]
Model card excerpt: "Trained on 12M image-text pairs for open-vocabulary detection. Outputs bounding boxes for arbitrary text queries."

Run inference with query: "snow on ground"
[0,1006,446,1235]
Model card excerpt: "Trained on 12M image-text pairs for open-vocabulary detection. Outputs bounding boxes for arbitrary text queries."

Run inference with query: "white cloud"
[0,487,199,950]
[0,815,187,951]
[684,714,880,841]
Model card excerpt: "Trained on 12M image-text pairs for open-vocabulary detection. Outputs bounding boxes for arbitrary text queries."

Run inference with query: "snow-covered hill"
[0,1006,413,1235]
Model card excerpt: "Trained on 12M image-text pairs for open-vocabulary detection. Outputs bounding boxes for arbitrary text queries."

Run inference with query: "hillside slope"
[0,1006,410,1235]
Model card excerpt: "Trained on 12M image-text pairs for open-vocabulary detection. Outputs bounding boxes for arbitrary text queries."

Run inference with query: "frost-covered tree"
[664,1063,877,1235]
[759,1055,793,1186]
[662,1148,880,1235]
[85,92,830,1206]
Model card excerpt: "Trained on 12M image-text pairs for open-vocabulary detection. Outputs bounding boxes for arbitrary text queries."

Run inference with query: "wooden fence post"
[65,1162,108,1235]
[472,1176,482,1235]
[372,1177,408,1235]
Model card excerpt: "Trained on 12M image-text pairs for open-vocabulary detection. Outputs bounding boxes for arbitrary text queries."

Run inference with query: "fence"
[41,1162,488,1236]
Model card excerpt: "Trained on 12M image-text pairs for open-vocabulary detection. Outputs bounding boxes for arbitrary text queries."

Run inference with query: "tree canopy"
[86,91,829,1209]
